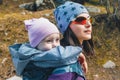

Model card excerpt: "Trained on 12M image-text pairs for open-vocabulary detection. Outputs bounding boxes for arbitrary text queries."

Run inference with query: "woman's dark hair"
[60,26,94,55]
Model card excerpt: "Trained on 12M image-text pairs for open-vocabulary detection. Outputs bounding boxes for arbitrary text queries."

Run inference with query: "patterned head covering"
[54,1,89,34]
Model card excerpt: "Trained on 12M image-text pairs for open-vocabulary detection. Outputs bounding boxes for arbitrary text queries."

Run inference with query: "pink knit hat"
[24,17,59,47]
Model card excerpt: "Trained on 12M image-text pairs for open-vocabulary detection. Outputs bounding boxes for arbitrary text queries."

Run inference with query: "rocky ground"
[0,0,120,80]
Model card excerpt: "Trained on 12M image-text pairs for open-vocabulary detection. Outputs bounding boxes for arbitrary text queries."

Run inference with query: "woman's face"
[70,13,92,44]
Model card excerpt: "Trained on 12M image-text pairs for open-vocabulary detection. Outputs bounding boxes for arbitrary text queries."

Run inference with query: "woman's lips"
[84,30,91,34]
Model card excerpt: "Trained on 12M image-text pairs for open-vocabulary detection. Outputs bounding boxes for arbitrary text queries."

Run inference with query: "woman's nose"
[86,25,91,28]
[85,21,91,28]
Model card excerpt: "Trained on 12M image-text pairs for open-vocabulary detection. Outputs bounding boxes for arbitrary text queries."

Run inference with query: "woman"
[49,1,94,80]
[54,1,94,55]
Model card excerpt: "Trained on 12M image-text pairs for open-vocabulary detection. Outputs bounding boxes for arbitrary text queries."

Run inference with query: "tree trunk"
[105,0,111,15]
[0,0,3,4]
[116,0,120,19]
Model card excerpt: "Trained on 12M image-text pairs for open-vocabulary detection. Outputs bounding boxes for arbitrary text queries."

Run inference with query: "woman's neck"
[79,39,83,45]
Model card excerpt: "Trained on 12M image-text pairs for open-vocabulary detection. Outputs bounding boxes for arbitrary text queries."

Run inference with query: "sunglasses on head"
[72,16,92,25]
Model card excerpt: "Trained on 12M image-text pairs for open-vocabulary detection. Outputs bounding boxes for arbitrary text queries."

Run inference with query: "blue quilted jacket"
[9,43,84,80]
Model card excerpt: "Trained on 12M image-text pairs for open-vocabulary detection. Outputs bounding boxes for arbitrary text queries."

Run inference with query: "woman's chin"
[84,36,91,40]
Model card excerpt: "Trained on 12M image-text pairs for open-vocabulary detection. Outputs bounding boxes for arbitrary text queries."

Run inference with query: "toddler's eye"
[46,40,52,43]
[56,38,60,42]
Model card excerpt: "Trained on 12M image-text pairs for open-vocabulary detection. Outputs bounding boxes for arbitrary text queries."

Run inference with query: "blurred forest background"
[0,0,120,80]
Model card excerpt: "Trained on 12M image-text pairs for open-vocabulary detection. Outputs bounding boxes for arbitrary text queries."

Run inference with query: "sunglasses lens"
[89,17,93,23]
[73,17,93,25]
[75,17,86,25]
[79,20,86,25]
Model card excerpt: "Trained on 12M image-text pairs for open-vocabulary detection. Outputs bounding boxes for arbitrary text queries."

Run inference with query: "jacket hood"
[9,43,82,76]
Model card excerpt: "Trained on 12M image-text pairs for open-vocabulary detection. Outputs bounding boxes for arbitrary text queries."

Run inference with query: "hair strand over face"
[61,27,94,55]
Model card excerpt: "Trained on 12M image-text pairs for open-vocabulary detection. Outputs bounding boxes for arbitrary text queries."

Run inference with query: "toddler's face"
[37,33,60,51]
